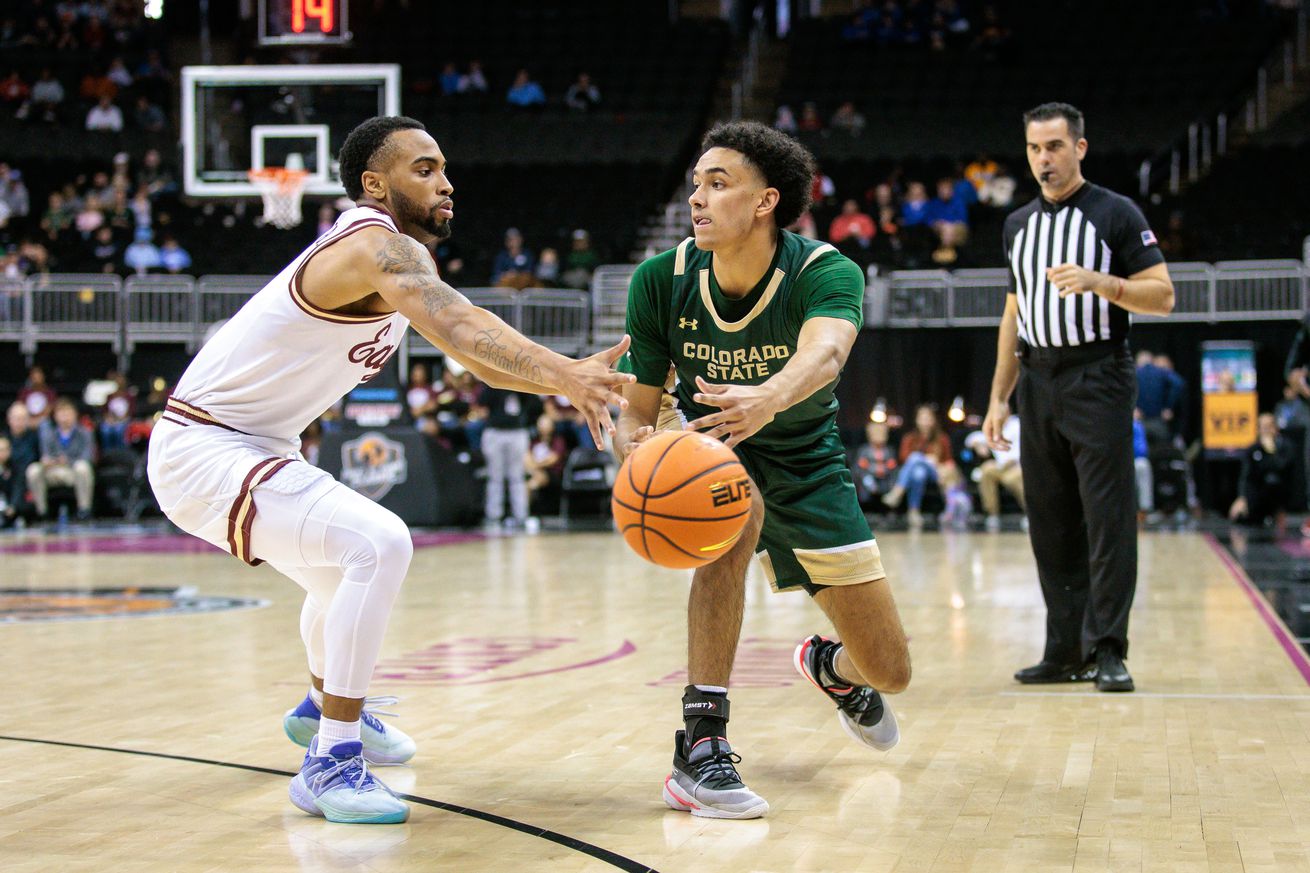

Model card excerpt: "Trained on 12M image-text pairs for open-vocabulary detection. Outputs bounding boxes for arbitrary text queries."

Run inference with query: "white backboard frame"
[182,64,401,198]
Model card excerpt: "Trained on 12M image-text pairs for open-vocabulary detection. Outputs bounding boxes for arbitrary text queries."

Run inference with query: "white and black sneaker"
[794,634,899,752]
[662,730,768,819]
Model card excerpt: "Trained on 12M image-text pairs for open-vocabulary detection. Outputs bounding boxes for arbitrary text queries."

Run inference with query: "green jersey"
[624,230,865,453]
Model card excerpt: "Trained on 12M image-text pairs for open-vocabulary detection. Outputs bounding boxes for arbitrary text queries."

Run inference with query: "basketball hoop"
[248,167,310,229]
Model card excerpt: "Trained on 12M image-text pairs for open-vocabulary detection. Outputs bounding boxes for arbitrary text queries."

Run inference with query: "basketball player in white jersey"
[148,116,633,824]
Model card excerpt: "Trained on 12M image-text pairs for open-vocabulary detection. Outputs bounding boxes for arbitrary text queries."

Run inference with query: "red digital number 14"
[292,0,334,33]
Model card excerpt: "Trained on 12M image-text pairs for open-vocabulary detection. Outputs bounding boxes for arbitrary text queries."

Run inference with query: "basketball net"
[248,166,309,229]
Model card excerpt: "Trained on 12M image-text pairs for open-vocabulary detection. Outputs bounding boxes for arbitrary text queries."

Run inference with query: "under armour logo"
[679,317,698,330]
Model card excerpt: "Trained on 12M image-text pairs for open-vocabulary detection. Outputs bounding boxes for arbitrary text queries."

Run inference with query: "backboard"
[181,64,400,198]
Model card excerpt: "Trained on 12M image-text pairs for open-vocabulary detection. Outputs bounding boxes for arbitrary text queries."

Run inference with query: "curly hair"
[700,121,816,229]
[337,116,427,201]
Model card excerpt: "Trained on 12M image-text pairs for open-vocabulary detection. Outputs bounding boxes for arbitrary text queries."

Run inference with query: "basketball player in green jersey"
[616,122,912,819]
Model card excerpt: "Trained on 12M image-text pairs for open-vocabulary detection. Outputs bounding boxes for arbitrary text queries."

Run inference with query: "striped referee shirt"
[1003,182,1164,347]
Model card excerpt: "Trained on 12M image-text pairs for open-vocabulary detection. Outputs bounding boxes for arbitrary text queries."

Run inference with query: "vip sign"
[1202,392,1258,452]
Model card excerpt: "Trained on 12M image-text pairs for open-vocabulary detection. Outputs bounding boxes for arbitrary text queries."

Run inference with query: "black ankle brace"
[682,686,730,744]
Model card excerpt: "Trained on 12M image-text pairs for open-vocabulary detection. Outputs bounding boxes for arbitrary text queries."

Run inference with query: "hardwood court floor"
[3,527,1310,873]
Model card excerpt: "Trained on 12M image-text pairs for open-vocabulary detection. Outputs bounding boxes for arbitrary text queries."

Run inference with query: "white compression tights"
[249,479,414,699]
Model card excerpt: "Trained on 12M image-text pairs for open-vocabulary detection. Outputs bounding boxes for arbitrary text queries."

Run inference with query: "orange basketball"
[612,430,753,569]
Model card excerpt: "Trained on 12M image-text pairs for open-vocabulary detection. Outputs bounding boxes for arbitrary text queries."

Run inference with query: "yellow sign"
[1202,392,1257,450]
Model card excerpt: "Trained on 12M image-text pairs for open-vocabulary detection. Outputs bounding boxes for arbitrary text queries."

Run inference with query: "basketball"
[612,430,753,569]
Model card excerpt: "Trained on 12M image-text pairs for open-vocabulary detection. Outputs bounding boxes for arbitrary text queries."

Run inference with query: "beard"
[391,187,451,240]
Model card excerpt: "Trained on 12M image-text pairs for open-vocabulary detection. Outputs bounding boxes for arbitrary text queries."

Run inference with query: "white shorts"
[147,414,334,565]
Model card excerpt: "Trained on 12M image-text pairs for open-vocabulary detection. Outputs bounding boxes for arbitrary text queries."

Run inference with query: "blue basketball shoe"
[283,695,417,764]
[288,737,410,824]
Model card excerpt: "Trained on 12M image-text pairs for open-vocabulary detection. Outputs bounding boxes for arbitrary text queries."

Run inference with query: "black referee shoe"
[1094,649,1134,692]
[1013,659,1097,684]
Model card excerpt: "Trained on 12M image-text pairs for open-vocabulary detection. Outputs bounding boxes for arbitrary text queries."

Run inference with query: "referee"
[983,102,1174,692]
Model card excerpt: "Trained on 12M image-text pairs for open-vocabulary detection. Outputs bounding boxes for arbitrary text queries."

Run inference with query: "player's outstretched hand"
[684,376,777,449]
[622,425,655,459]
[560,335,635,449]
[982,399,1011,452]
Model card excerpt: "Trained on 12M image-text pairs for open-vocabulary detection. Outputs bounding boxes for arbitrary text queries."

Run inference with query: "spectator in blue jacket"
[506,69,546,109]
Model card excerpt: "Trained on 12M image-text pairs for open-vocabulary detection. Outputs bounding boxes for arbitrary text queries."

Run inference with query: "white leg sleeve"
[251,480,413,699]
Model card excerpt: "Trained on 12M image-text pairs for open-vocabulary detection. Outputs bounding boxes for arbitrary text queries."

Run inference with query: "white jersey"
[171,206,412,441]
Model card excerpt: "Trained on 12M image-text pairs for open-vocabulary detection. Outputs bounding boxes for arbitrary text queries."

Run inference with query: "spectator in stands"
[1229,413,1296,528]
[75,195,105,239]
[129,186,151,229]
[86,95,124,132]
[106,57,133,90]
[27,68,64,123]
[1,69,29,115]
[491,227,536,289]
[458,60,489,96]
[797,102,824,132]
[28,397,95,521]
[965,153,999,194]
[133,95,166,132]
[18,239,50,276]
[811,166,836,210]
[874,10,901,44]
[828,199,876,245]
[969,417,1024,531]
[21,16,57,49]
[89,225,119,272]
[562,228,599,289]
[139,149,176,199]
[124,226,161,275]
[535,247,560,286]
[439,62,461,97]
[853,420,898,509]
[884,403,957,528]
[433,235,466,282]
[0,436,17,528]
[1154,353,1187,439]
[901,181,931,227]
[158,236,191,273]
[3,403,38,520]
[98,371,135,452]
[928,177,969,264]
[829,101,866,137]
[788,209,818,239]
[406,362,439,427]
[525,413,568,513]
[565,72,601,112]
[1135,349,1176,441]
[774,105,797,134]
[972,3,1013,59]
[506,69,546,109]
[1,164,30,226]
[80,67,117,103]
[135,49,171,88]
[1132,410,1154,520]
[19,366,57,420]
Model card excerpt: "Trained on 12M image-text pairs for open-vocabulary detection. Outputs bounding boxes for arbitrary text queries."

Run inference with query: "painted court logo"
[341,432,408,500]
[0,587,268,623]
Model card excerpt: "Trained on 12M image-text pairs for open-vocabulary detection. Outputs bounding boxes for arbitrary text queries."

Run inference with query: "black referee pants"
[1017,341,1138,663]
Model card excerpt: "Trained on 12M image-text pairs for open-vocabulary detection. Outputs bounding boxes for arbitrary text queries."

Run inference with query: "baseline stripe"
[1203,532,1310,687]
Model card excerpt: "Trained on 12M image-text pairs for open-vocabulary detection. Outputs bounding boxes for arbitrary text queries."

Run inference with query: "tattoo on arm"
[376,235,466,319]
[472,328,545,385]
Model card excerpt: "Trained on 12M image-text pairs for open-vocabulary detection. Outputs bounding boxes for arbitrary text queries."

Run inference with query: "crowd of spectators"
[429,60,602,113]
[838,0,1012,57]
[0,363,169,528]
[484,225,600,290]
[1,148,184,278]
[779,149,1016,269]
